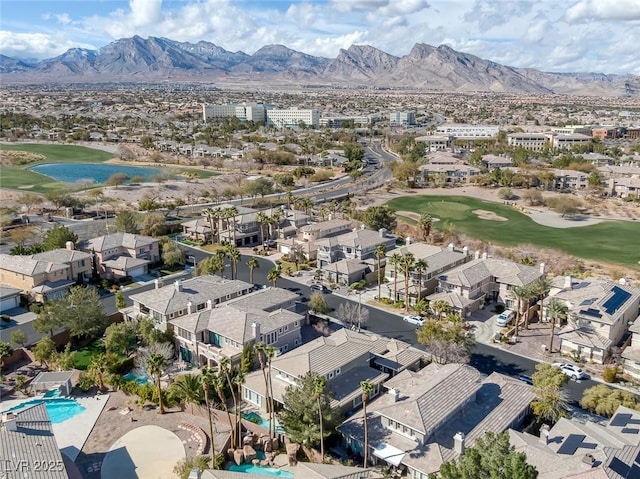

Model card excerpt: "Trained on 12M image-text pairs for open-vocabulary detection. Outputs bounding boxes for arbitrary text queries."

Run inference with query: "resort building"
[125,276,254,331]
[338,363,534,476]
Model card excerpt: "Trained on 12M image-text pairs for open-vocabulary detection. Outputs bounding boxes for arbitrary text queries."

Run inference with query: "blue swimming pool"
[123,371,149,384]
[43,388,62,398]
[3,398,86,424]
[30,163,163,184]
[242,412,284,434]
[228,462,293,477]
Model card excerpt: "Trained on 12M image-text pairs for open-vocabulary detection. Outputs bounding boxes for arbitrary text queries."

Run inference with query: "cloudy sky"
[1,0,639,75]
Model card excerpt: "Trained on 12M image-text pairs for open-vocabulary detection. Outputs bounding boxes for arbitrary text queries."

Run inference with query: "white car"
[554,363,588,380]
[403,315,424,326]
[496,310,515,327]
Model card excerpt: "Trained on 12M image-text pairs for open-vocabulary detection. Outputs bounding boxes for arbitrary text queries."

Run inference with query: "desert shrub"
[603,366,618,383]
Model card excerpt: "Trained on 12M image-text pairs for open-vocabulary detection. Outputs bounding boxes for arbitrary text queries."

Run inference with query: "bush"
[603,366,618,383]
[77,372,96,392]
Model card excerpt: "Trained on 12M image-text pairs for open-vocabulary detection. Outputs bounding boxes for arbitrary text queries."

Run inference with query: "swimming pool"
[228,461,293,477]
[3,398,86,424]
[242,412,284,434]
[122,371,149,384]
[43,388,62,398]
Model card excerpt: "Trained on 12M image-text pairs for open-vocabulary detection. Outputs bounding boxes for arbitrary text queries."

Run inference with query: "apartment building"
[553,169,589,190]
[0,253,73,302]
[320,115,373,128]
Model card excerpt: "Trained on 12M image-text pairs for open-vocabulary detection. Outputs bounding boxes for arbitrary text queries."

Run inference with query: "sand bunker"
[472,209,508,221]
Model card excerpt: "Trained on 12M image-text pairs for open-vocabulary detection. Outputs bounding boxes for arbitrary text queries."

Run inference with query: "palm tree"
[533,276,553,323]
[213,206,223,243]
[285,191,297,211]
[219,358,238,448]
[360,380,374,467]
[215,250,227,278]
[375,245,386,302]
[247,257,260,284]
[389,253,402,303]
[88,353,108,391]
[256,211,270,246]
[226,245,241,280]
[400,253,415,312]
[414,259,428,303]
[202,207,217,245]
[226,206,239,245]
[521,285,537,330]
[146,353,168,414]
[271,208,283,240]
[547,297,568,353]
[313,375,328,462]
[264,345,277,439]
[431,300,450,319]
[267,267,281,287]
[233,371,245,448]
[512,285,529,339]
[213,364,235,449]
[417,213,433,241]
[254,342,272,436]
[200,367,218,466]
[172,373,204,414]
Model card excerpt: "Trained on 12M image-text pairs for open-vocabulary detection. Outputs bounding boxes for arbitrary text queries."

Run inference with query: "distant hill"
[2,35,639,97]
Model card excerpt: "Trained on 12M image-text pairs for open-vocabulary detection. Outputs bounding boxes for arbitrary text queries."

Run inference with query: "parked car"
[310,284,328,293]
[553,363,588,380]
[518,375,533,385]
[496,309,515,326]
[263,239,277,248]
[403,315,425,326]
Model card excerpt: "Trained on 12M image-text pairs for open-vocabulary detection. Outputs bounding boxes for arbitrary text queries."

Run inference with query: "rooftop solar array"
[603,286,632,315]
[581,308,603,318]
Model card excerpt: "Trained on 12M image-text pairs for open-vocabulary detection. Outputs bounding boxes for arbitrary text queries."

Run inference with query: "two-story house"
[181,218,213,244]
[76,233,160,279]
[125,275,254,331]
[31,243,93,283]
[384,243,471,305]
[168,287,304,366]
[278,218,353,262]
[548,278,640,364]
[316,227,396,268]
[338,363,535,476]
[242,328,425,415]
[426,255,545,318]
[0,253,74,302]
[622,321,640,380]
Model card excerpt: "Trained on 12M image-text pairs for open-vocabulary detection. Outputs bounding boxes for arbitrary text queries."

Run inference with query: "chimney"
[582,453,596,467]
[378,228,386,237]
[2,413,18,432]
[388,388,399,403]
[539,262,546,274]
[448,243,455,251]
[462,246,469,256]
[252,322,260,339]
[187,301,193,315]
[154,279,160,289]
[564,276,573,290]
[453,432,465,455]
[206,299,213,310]
[481,252,488,260]
[175,280,183,292]
[474,250,480,260]
[65,241,75,251]
[539,424,550,445]
[619,278,627,286]
[406,237,412,245]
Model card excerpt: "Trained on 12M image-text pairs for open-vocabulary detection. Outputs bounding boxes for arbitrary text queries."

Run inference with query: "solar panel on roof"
[603,286,632,315]
[611,413,633,427]
[581,308,602,318]
[580,298,595,306]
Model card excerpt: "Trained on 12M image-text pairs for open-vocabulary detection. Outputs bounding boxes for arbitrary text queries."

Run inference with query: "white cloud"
[55,14,72,25]
[0,31,95,59]
[564,0,640,23]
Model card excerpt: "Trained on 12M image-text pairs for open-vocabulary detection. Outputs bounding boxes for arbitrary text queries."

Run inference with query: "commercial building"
[389,111,416,126]
[436,124,499,138]
[266,108,320,128]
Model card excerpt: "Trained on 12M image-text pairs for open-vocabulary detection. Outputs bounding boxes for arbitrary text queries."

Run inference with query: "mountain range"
[2,36,639,97]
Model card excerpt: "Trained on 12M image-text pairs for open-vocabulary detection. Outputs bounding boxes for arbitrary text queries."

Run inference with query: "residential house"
[338,363,535,476]
[316,227,396,268]
[553,169,589,190]
[168,287,304,365]
[417,163,481,185]
[426,255,545,318]
[76,233,160,279]
[0,253,73,302]
[607,177,640,199]
[31,243,93,283]
[384,243,471,305]
[548,277,640,364]
[126,275,254,330]
[0,404,71,479]
[622,321,640,380]
[510,405,640,478]
[321,258,372,287]
[277,209,310,239]
[278,219,353,262]
[182,218,213,243]
[415,135,451,152]
[242,328,425,414]
[482,154,513,170]
[0,285,21,312]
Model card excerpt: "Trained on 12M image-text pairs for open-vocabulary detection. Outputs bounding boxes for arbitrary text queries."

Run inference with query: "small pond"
[30,163,163,184]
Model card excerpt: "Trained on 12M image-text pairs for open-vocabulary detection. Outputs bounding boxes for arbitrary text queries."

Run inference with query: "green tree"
[546,297,568,353]
[417,213,433,241]
[361,205,396,232]
[580,384,639,417]
[360,379,374,467]
[195,254,225,276]
[278,372,341,449]
[267,267,281,287]
[400,252,415,312]
[32,337,56,369]
[88,353,109,391]
[247,257,260,284]
[587,171,602,188]
[115,290,126,309]
[417,320,474,364]
[59,286,106,340]
[202,207,218,245]
[146,353,168,414]
[55,343,75,370]
[161,239,185,267]
[389,252,402,302]
[343,142,364,162]
[0,342,14,373]
[139,212,166,236]
[200,367,219,467]
[414,259,428,304]
[314,375,328,462]
[171,373,204,414]
[438,431,537,479]
[10,330,28,348]
[173,456,215,479]
[309,292,329,314]
[375,244,386,303]
[226,245,241,280]
[42,224,78,251]
[115,210,138,234]
[104,322,136,357]
[531,363,569,423]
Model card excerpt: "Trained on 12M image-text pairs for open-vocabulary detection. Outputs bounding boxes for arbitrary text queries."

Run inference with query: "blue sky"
[1,0,640,75]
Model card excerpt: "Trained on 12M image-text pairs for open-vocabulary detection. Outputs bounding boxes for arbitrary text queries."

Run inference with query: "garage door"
[128,266,147,278]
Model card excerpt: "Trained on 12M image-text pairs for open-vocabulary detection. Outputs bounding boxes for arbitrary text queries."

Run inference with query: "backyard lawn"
[73,338,106,370]
[387,195,640,267]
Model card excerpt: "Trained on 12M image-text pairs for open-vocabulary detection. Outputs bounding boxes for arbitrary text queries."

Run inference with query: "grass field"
[73,338,106,370]
[387,195,640,267]
[0,143,217,193]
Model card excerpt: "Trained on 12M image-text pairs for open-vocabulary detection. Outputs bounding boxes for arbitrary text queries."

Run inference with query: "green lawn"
[0,143,216,193]
[387,195,640,267]
[73,338,106,370]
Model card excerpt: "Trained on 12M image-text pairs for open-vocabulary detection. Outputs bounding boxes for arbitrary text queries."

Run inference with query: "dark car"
[518,375,533,385]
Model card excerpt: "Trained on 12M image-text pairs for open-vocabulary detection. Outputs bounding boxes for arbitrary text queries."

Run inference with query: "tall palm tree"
[226,206,239,245]
[202,207,217,245]
[254,342,272,436]
[267,267,281,287]
[213,206,223,243]
[264,345,277,439]
[521,285,537,330]
[414,259,428,304]
[512,285,529,339]
[215,250,227,278]
[285,191,297,211]
[547,297,568,353]
[389,253,402,303]
[219,358,238,448]
[417,213,433,241]
[213,365,235,449]
[533,276,553,323]
[233,371,245,448]
[256,211,270,246]
[200,367,218,467]
[146,353,167,414]
[226,245,241,280]
[375,244,386,302]
[247,257,260,284]
[400,253,415,312]
[172,373,204,414]
[360,380,374,467]
[313,375,328,462]
[271,208,283,240]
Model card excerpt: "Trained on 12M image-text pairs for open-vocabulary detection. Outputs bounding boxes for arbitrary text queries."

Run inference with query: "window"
[294,321,298,327]
[284,325,288,332]
[335,368,341,375]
